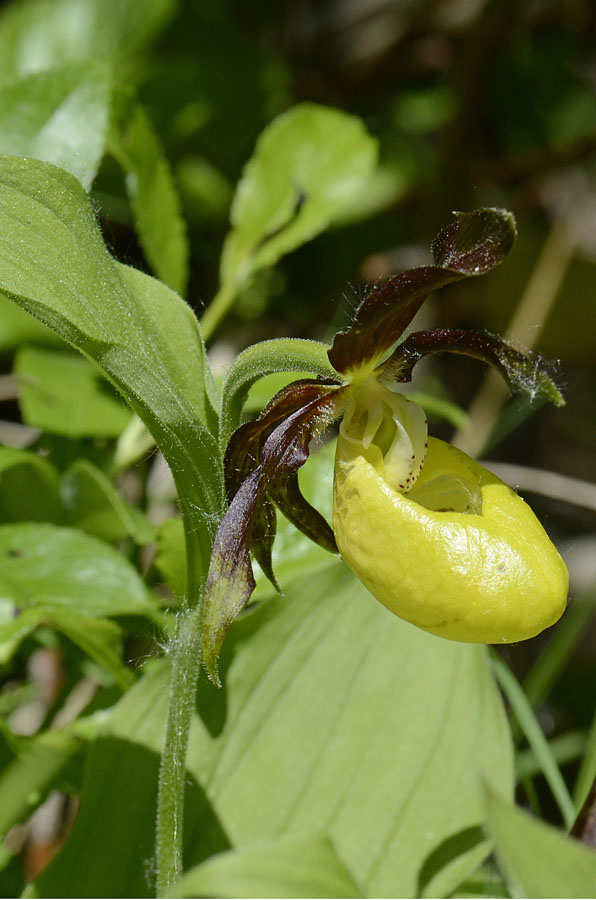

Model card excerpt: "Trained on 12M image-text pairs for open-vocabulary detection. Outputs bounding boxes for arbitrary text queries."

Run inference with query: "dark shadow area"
[416,824,486,897]
[32,736,230,898]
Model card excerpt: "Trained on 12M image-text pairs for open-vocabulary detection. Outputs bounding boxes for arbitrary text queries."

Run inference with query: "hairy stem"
[156,603,203,897]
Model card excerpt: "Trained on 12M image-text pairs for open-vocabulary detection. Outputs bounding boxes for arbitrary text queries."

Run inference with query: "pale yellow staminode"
[333,382,568,643]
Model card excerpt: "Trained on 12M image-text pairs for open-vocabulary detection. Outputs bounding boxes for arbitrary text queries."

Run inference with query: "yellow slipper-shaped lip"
[333,435,569,643]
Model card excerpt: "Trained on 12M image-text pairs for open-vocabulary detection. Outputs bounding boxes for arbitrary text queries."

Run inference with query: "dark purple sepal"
[268,471,337,554]
[250,495,280,591]
[224,378,341,501]
[202,386,346,685]
[327,208,517,375]
[376,328,565,407]
[202,468,263,686]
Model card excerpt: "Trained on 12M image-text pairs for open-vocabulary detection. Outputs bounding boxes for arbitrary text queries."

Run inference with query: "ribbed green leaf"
[172,835,361,899]
[33,562,513,898]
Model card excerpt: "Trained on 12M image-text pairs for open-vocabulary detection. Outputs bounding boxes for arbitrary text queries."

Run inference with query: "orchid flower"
[203,208,568,684]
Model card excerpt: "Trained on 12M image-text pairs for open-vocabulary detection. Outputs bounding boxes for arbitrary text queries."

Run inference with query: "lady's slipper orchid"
[333,380,568,643]
[203,208,568,683]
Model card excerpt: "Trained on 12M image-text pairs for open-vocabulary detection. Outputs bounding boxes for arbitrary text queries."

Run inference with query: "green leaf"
[485,788,596,898]
[109,96,189,295]
[49,606,133,690]
[575,705,596,814]
[30,728,171,898]
[0,157,223,587]
[0,63,111,190]
[154,517,186,597]
[15,346,132,438]
[0,603,132,688]
[61,458,155,544]
[194,568,513,898]
[491,652,575,829]
[172,835,361,899]
[0,294,60,352]
[0,446,61,523]
[0,522,151,617]
[0,724,92,836]
[35,563,513,898]
[0,0,176,80]
[523,588,596,714]
[202,103,378,338]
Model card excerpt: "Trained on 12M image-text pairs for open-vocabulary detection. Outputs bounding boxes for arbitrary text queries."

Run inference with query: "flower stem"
[155,603,203,897]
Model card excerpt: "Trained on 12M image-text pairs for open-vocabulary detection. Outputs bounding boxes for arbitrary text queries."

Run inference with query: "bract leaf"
[378,328,565,407]
[203,388,344,684]
[328,208,517,375]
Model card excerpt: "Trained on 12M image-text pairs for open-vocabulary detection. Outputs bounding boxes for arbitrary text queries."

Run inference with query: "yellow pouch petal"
[333,435,568,643]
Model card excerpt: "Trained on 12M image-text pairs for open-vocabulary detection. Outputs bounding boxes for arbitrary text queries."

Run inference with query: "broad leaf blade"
[486,788,596,898]
[0,603,132,687]
[0,63,111,190]
[172,835,361,899]
[0,158,223,583]
[40,559,513,898]
[0,522,152,617]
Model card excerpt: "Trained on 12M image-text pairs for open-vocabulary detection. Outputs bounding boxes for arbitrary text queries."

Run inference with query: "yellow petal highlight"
[333,435,568,643]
